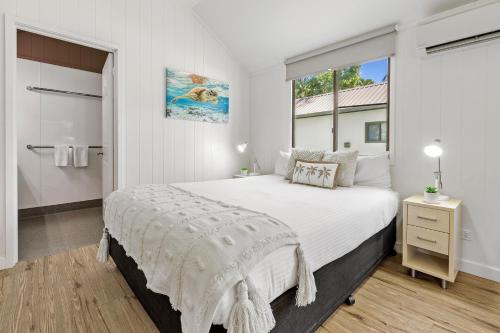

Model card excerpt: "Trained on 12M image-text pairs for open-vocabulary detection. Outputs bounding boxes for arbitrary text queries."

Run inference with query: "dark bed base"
[109,217,396,333]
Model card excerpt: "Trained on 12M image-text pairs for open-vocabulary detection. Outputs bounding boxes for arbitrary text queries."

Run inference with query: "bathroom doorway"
[15,30,115,260]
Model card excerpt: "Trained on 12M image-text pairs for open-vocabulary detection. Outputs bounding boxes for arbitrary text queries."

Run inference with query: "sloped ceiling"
[193,0,477,73]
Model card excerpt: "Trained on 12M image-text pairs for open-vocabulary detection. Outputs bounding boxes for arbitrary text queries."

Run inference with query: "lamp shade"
[424,139,443,158]
[237,142,248,153]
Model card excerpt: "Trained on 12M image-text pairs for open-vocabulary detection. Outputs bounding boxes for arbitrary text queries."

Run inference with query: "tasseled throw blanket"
[98,184,316,333]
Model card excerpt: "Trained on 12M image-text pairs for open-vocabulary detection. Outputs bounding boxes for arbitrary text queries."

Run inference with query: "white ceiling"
[193,0,477,73]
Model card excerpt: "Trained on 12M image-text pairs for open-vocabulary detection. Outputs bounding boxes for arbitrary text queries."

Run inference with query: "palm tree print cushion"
[292,160,339,189]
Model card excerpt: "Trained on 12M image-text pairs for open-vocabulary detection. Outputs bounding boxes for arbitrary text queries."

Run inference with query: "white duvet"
[174,174,399,328]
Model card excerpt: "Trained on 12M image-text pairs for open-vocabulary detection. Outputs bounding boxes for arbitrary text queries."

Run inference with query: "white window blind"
[285,25,397,81]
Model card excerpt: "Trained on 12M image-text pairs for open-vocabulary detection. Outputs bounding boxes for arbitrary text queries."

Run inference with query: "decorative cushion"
[292,161,339,189]
[285,148,325,180]
[354,153,391,189]
[274,150,291,176]
[321,150,359,187]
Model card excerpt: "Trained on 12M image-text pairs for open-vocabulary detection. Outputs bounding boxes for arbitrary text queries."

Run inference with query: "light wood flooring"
[0,246,499,333]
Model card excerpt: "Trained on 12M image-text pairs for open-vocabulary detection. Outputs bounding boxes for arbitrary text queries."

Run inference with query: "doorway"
[14,30,115,261]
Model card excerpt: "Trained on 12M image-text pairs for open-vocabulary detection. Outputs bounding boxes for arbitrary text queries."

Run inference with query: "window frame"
[292,57,392,153]
[364,121,387,143]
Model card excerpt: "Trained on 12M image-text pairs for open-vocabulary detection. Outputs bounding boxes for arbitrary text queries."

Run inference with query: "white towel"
[73,145,89,167]
[54,145,70,167]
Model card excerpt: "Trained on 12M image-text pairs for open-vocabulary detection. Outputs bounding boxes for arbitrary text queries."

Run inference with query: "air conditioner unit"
[418,0,500,55]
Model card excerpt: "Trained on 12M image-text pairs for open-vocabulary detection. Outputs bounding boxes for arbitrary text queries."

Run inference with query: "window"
[365,121,387,143]
[293,70,334,150]
[293,58,390,154]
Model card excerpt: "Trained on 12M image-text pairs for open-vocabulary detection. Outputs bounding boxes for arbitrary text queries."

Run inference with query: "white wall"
[338,108,387,154]
[294,108,387,153]
[249,65,291,172]
[0,0,249,264]
[17,59,103,209]
[249,5,500,281]
[294,115,333,151]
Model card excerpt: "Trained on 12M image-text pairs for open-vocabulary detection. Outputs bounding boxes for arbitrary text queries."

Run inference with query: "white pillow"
[322,150,359,187]
[274,150,291,176]
[354,153,391,188]
[285,148,325,180]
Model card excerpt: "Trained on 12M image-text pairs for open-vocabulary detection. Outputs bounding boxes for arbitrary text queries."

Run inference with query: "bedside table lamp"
[237,142,261,175]
[424,139,448,201]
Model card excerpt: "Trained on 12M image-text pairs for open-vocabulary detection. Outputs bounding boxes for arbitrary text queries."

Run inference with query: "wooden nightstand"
[402,195,462,289]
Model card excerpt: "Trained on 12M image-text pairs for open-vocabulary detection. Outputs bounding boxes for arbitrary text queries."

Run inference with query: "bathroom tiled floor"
[18,207,103,261]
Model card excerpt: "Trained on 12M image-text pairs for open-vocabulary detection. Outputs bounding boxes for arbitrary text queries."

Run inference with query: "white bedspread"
[174,174,399,328]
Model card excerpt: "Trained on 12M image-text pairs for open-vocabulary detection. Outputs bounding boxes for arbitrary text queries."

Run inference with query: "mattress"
[173,174,399,328]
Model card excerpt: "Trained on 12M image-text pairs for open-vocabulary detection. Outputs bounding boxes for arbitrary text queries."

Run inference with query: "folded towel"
[54,145,70,167]
[73,145,89,167]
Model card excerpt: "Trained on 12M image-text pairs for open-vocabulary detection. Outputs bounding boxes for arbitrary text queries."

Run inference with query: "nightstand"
[402,195,462,289]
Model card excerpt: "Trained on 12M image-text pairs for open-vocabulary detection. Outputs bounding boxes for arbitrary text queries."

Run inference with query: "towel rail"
[27,145,103,149]
[27,86,102,99]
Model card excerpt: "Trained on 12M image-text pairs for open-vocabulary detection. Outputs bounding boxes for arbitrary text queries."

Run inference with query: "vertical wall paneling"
[440,52,462,198]
[77,0,95,38]
[139,0,153,184]
[39,0,60,27]
[124,0,141,186]
[1,0,249,267]
[460,46,487,264]
[151,0,164,184]
[420,55,442,186]
[483,42,500,266]
[16,0,39,21]
[60,0,78,34]
[95,0,112,42]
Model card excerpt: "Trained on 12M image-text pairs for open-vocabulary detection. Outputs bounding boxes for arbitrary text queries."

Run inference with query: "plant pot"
[240,169,248,176]
[423,191,440,203]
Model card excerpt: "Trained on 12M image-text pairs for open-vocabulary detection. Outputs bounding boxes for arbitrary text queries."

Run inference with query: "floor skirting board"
[18,199,103,219]
[461,258,500,283]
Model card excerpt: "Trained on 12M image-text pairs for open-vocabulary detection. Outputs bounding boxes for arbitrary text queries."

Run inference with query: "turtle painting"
[166,69,229,123]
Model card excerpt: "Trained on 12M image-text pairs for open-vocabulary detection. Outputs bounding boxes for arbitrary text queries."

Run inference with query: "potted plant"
[424,186,439,203]
[240,167,248,176]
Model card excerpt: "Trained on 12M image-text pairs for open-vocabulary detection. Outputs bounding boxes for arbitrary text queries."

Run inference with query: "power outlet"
[462,229,473,241]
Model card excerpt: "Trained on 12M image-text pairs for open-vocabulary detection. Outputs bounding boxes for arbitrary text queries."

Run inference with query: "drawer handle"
[417,215,438,222]
[417,236,437,243]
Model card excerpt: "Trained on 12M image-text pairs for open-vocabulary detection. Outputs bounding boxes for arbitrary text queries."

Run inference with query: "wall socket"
[462,229,473,241]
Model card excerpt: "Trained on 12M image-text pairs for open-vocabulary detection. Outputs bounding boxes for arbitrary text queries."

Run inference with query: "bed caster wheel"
[344,295,355,306]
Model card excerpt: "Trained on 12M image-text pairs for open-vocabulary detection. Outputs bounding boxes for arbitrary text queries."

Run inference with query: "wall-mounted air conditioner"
[418,0,500,55]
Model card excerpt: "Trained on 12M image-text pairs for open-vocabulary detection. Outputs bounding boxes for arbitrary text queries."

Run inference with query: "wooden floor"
[1,246,499,333]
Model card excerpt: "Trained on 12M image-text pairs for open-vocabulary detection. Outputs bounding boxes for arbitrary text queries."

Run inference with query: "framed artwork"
[166,69,229,123]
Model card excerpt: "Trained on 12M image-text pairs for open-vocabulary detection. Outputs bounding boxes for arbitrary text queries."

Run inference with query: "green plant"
[425,186,438,193]
[240,167,248,171]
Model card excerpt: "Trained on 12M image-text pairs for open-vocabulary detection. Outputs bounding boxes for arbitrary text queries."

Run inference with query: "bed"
[107,174,398,333]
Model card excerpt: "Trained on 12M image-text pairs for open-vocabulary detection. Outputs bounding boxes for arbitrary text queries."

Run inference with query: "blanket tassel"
[228,281,260,333]
[96,228,109,263]
[246,278,275,332]
[295,245,317,307]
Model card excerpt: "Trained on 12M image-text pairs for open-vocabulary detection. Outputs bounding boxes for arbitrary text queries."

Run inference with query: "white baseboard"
[0,256,16,271]
[460,258,500,283]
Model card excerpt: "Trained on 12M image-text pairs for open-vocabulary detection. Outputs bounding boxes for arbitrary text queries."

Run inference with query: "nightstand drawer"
[408,205,450,233]
[407,225,449,255]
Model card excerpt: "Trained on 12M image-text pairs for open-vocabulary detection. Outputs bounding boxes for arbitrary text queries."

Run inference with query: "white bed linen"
[174,174,398,328]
